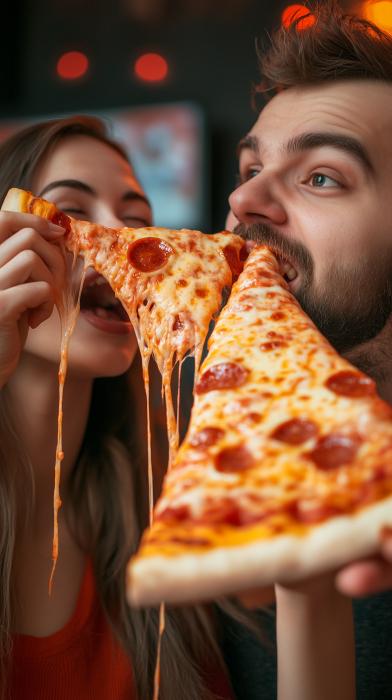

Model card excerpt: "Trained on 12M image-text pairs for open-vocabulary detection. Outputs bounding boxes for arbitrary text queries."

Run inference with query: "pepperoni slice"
[291,502,341,524]
[325,370,375,398]
[172,315,184,331]
[215,445,254,473]
[271,418,318,445]
[195,362,248,394]
[128,237,173,272]
[52,211,71,234]
[306,434,360,470]
[189,426,224,448]
[223,245,244,277]
[155,505,190,522]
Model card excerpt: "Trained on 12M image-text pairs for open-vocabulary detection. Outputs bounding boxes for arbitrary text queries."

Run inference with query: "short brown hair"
[256,0,392,101]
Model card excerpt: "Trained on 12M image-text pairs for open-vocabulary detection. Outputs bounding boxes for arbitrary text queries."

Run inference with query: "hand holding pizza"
[336,526,392,597]
[0,211,65,389]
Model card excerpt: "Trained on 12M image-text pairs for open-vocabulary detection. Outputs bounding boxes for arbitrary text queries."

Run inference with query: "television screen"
[0,102,207,231]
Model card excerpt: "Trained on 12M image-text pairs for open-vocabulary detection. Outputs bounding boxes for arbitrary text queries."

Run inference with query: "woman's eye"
[310,174,341,188]
[247,169,260,181]
[122,217,150,227]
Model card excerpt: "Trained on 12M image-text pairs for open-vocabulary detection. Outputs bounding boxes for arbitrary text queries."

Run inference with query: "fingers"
[0,249,57,292]
[335,527,392,598]
[0,227,64,279]
[0,210,64,244]
[0,282,55,328]
[335,556,392,597]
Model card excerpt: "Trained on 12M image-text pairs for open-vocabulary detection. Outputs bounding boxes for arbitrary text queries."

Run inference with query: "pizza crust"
[126,495,392,607]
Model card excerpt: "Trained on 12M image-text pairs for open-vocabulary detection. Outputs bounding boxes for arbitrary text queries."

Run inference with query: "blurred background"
[0,0,388,232]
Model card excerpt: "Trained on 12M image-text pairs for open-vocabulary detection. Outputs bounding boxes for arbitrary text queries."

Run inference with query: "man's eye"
[247,169,260,180]
[311,174,341,188]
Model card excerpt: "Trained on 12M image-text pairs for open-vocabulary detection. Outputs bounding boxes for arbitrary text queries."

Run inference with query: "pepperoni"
[196,288,207,298]
[189,426,224,448]
[271,418,318,445]
[52,211,71,233]
[205,501,262,527]
[239,244,248,262]
[306,434,360,470]
[172,315,184,331]
[128,237,173,272]
[260,341,287,351]
[155,505,190,522]
[195,362,248,394]
[270,311,286,321]
[215,445,254,473]
[291,502,341,524]
[223,245,244,277]
[177,279,188,287]
[325,370,375,398]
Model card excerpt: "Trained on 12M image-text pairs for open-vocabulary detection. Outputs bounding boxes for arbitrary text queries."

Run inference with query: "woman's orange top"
[11,559,234,699]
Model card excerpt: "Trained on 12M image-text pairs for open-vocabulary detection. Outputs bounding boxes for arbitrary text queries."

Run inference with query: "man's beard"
[234,221,392,374]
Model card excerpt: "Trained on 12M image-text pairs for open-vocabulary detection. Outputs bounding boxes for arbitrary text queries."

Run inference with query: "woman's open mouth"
[79,270,132,335]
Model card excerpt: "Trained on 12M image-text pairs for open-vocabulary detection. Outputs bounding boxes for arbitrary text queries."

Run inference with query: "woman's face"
[24,134,153,378]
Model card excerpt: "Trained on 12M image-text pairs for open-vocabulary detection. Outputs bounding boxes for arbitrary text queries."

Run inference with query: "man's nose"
[229,173,287,226]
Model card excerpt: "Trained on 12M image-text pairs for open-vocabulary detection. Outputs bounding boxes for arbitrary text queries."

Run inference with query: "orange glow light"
[363,1,392,34]
[57,52,88,80]
[135,53,168,82]
[282,4,315,29]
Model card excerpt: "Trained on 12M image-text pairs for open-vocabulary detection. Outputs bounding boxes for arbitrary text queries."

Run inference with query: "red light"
[57,52,88,80]
[282,5,315,29]
[135,53,168,82]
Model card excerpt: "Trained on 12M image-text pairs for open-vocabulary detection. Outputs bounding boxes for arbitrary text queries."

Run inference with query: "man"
[221,3,392,698]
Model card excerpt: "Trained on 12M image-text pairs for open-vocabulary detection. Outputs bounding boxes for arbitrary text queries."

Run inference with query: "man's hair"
[256,0,392,99]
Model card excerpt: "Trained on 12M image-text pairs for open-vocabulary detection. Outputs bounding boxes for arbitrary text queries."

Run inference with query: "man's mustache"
[233,220,314,275]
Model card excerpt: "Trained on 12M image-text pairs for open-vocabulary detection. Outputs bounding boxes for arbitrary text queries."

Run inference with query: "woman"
[0,115,232,700]
[0,115,355,700]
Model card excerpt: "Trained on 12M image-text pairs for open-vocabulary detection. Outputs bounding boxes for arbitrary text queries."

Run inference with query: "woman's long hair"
[0,116,230,700]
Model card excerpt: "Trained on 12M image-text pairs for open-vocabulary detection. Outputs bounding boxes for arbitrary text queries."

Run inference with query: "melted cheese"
[130,246,392,572]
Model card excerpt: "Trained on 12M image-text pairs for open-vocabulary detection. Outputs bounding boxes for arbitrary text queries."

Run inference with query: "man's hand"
[336,526,392,597]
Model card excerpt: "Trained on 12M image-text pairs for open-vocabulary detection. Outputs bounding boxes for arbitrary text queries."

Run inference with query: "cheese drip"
[49,249,87,593]
[140,348,188,699]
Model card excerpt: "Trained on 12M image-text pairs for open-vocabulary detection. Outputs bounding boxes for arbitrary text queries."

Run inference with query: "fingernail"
[48,222,65,233]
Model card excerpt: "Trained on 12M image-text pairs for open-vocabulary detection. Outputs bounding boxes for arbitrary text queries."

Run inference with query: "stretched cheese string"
[49,248,87,594]
[152,354,184,700]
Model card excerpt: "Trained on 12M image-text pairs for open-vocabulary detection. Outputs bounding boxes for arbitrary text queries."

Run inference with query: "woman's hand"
[0,211,65,389]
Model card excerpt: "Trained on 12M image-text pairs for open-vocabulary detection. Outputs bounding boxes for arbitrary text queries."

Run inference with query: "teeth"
[279,259,297,281]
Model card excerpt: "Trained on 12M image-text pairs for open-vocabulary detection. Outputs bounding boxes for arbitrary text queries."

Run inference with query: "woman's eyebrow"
[38,179,95,198]
[121,190,151,207]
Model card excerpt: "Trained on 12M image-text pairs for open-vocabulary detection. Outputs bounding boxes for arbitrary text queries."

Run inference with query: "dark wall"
[1,0,290,231]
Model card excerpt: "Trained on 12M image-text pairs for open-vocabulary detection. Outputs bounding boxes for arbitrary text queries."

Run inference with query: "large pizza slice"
[1,188,243,588]
[127,245,392,607]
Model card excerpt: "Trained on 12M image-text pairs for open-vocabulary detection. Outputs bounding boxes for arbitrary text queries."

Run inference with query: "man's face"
[229,81,392,357]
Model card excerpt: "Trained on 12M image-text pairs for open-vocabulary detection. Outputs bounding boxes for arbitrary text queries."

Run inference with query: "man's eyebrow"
[121,190,151,208]
[236,134,261,159]
[38,179,95,198]
[285,132,374,175]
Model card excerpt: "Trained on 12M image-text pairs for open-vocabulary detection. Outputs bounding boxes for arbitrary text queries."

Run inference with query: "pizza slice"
[2,187,243,588]
[127,245,392,607]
